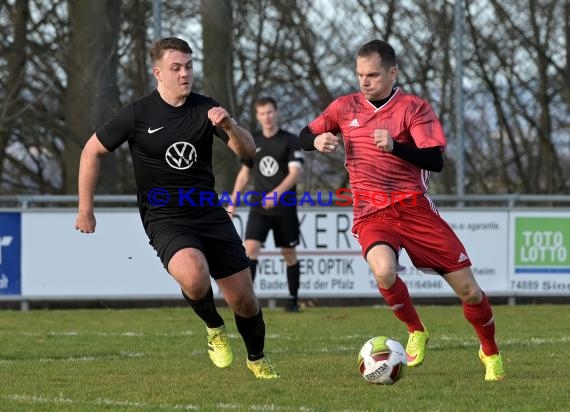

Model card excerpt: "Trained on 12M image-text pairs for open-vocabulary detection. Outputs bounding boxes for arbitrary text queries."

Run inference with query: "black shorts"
[146,207,249,279]
[245,206,300,248]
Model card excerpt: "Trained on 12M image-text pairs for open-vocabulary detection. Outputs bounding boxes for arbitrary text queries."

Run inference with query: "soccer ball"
[357,336,407,384]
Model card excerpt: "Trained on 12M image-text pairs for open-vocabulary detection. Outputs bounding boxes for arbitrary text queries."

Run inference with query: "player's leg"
[365,242,428,366]
[281,247,300,311]
[442,267,498,354]
[244,239,262,280]
[402,195,504,380]
[167,247,233,368]
[274,208,301,312]
[244,210,271,281]
[205,215,279,379]
[216,268,279,379]
[443,268,505,381]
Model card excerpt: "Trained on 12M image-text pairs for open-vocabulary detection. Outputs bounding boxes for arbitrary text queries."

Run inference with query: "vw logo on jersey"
[165,141,197,170]
[259,155,279,177]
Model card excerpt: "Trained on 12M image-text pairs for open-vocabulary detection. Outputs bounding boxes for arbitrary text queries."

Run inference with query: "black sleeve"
[391,141,443,172]
[214,126,230,144]
[95,103,135,152]
[298,126,317,151]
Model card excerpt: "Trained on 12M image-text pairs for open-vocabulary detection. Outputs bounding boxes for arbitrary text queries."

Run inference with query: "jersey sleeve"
[201,96,232,144]
[307,99,341,136]
[288,132,304,167]
[408,99,447,151]
[95,103,135,151]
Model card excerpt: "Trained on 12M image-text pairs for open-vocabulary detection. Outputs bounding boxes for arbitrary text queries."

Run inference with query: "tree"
[0,0,29,188]
[63,0,121,193]
[0,0,567,196]
[464,0,569,193]
[200,0,240,194]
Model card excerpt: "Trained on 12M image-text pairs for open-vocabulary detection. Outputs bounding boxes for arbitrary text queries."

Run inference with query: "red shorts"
[353,194,471,274]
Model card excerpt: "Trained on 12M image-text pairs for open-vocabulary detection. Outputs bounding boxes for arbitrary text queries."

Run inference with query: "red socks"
[462,292,499,355]
[378,276,424,333]
[379,277,499,355]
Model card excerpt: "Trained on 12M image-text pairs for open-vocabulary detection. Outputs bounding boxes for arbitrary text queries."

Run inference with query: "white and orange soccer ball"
[357,336,407,385]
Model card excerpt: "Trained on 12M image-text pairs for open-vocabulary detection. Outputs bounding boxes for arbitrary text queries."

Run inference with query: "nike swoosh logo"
[148,126,164,134]
[256,147,262,153]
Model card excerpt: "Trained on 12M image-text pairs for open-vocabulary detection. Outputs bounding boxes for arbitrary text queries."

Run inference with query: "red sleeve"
[407,98,447,151]
[308,99,342,135]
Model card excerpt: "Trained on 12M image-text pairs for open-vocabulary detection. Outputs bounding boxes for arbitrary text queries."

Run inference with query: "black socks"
[234,309,265,361]
[182,286,224,328]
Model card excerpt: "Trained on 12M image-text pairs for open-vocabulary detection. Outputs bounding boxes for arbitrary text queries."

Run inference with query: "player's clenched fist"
[372,129,393,152]
[315,132,340,153]
[207,106,233,130]
[75,211,96,233]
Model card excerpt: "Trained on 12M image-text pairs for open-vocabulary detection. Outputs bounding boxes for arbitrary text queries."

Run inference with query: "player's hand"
[262,196,276,210]
[372,129,393,152]
[226,204,235,216]
[208,106,235,130]
[315,132,340,153]
[75,211,96,233]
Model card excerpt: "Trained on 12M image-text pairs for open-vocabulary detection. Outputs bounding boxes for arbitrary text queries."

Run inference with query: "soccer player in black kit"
[228,97,304,312]
[74,37,279,379]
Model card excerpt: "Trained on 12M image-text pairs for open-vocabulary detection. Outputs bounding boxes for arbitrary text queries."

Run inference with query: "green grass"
[0,304,568,411]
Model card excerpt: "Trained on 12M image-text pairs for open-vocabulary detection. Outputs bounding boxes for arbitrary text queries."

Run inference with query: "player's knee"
[179,277,210,299]
[173,273,211,298]
[281,248,297,265]
[371,264,398,288]
[228,293,259,317]
[457,284,482,304]
[245,240,261,258]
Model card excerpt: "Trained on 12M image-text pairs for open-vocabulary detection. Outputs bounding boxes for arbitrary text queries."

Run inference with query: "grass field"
[0,304,568,411]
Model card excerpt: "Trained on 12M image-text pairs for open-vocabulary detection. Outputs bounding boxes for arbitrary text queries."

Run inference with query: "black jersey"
[244,129,304,213]
[96,90,228,224]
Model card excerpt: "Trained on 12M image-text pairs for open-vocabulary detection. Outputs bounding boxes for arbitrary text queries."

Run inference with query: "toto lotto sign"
[511,213,570,295]
[515,217,570,273]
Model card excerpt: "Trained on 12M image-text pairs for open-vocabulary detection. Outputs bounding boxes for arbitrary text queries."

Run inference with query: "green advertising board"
[515,217,570,273]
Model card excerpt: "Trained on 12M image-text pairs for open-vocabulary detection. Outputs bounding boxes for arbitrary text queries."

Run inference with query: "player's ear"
[389,65,398,82]
[152,66,161,81]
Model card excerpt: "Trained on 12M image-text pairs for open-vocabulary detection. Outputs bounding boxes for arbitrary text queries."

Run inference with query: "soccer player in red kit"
[298,40,505,381]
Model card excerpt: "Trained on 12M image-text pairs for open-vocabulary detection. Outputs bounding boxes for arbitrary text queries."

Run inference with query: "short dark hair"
[149,37,193,64]
[358,40,397,69]
[255,97,277,110]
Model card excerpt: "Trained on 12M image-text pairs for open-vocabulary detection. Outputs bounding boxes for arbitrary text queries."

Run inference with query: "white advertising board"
[5,208,568,299]
[21,212,179,297]
[231,208,509,298]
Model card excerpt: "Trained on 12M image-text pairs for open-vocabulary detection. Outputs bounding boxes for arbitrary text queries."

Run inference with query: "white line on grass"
[5,393,302,411]
[39,356,96,362]
[5,393,200,410]
[20,330,197,337]
[6,393,73,404]
[216,403,241,409]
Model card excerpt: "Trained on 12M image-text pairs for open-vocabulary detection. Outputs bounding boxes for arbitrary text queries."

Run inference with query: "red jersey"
[308,88,447,221]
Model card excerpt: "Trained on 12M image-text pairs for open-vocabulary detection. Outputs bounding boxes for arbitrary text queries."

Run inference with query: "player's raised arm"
[74,134,109,233]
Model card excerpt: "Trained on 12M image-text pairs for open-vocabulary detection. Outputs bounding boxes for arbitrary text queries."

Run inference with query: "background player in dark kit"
[228,97,304,312]
[74,37,279,379]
